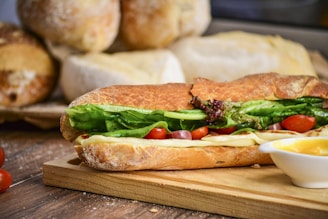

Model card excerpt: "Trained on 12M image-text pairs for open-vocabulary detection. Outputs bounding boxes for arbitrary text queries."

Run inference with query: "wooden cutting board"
[43,154,328,219]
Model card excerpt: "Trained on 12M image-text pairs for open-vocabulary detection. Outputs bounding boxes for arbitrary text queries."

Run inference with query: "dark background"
[210,0,328,29]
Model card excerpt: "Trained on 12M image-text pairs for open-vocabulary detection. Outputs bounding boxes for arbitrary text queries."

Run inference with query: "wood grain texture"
[43,154,328,219]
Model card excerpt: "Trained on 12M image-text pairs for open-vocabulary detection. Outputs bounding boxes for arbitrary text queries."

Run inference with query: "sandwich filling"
[67,96,328,147]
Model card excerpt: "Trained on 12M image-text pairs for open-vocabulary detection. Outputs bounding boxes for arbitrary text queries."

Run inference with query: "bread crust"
[75,143,272,171]
[60,72,328,170]
[192,73,328,102]
[0,22,57,107]
[120,0,211,49]
[17,0,120,52]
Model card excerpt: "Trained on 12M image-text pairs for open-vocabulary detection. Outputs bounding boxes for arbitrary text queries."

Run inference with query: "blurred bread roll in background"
[0,22,57,107]
[60,50,185,102]
[169,31,317,82]
[17,0,120,52]
[120,0,211,50]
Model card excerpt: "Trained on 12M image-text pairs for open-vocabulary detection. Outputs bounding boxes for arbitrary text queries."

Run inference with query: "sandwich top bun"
[60,72,328,142]
[60,49,186,102]
[0,22,57,107]
[120,0,211,50]
[17,0,120,52]
[169,31,317,82]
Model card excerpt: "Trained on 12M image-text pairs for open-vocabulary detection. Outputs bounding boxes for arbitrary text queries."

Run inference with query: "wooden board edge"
[42,154,328,219]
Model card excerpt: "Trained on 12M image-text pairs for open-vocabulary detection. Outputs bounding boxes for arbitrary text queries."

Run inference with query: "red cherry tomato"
[0,147,4,168]
[214,126,237,135]
[0,168,12,193]
[145,128,167,139]
[191,126,209,140]
[281,115,316,133]
[167,130,192,140]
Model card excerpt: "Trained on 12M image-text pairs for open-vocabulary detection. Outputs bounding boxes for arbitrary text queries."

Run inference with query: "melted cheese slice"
[76,126,328,148]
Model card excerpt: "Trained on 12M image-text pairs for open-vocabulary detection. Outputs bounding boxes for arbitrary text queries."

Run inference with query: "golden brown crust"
[120,0,178,49]
[0,22,57,107]
[191,73,328,102]
[75,143,272,171]
[17,0,120,52]
[0,22,42,48]
[68,83,193,110]
[120,0,211,50]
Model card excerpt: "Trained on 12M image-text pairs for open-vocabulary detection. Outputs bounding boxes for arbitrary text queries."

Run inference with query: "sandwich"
[60,73,328,171]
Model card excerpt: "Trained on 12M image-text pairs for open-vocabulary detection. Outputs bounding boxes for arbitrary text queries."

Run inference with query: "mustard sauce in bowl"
[273,138,328,156]
[259,137,328,188]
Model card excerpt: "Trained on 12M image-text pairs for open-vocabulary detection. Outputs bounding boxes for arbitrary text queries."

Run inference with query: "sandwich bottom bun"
[75,143,272,171]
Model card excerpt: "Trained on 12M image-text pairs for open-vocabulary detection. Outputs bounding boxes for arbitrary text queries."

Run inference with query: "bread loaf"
[120,0,211,50]
[169,31,317,82]
[17,0,120,52]
[0,22,57,107]
[60,49,186,102]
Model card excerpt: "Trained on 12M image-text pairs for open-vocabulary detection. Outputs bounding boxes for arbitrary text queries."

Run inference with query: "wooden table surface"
[0,121,235,219]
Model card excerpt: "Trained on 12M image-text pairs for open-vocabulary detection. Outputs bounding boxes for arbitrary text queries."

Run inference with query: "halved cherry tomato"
[214,126,237,135]
[0,168,12,193]
[281,115,316,133]
[0,147,4,168]
[191,126,209,140]
[167,130,192,139]
[145,128,167,139]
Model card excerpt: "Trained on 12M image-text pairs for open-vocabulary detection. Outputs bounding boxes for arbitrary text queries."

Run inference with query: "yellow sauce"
[274,139,328,156]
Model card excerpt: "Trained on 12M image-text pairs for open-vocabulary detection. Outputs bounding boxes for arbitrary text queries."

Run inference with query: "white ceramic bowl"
[259,136,328,189]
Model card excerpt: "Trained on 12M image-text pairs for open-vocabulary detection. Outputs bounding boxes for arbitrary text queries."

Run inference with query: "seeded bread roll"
[17,0,120,52]
[120,0,211,50]
[0,22,57,107]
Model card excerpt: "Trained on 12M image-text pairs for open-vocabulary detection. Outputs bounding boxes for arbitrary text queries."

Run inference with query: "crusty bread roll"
[120,0,211,50]
[60,49,186,102]
[191,73,328,102]
[0,22,57,107]
[17,0,120,52]
[169,31,317,82]
[75,143,271,171]
[60,73,328,170]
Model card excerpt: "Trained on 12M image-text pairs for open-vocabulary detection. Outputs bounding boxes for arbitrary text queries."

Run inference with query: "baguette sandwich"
[60,73,328,171]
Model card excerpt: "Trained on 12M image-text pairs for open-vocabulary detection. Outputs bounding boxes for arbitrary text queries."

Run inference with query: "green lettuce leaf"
[208,97,328,130]
[66,97,328,138]
[66,104,207,137]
